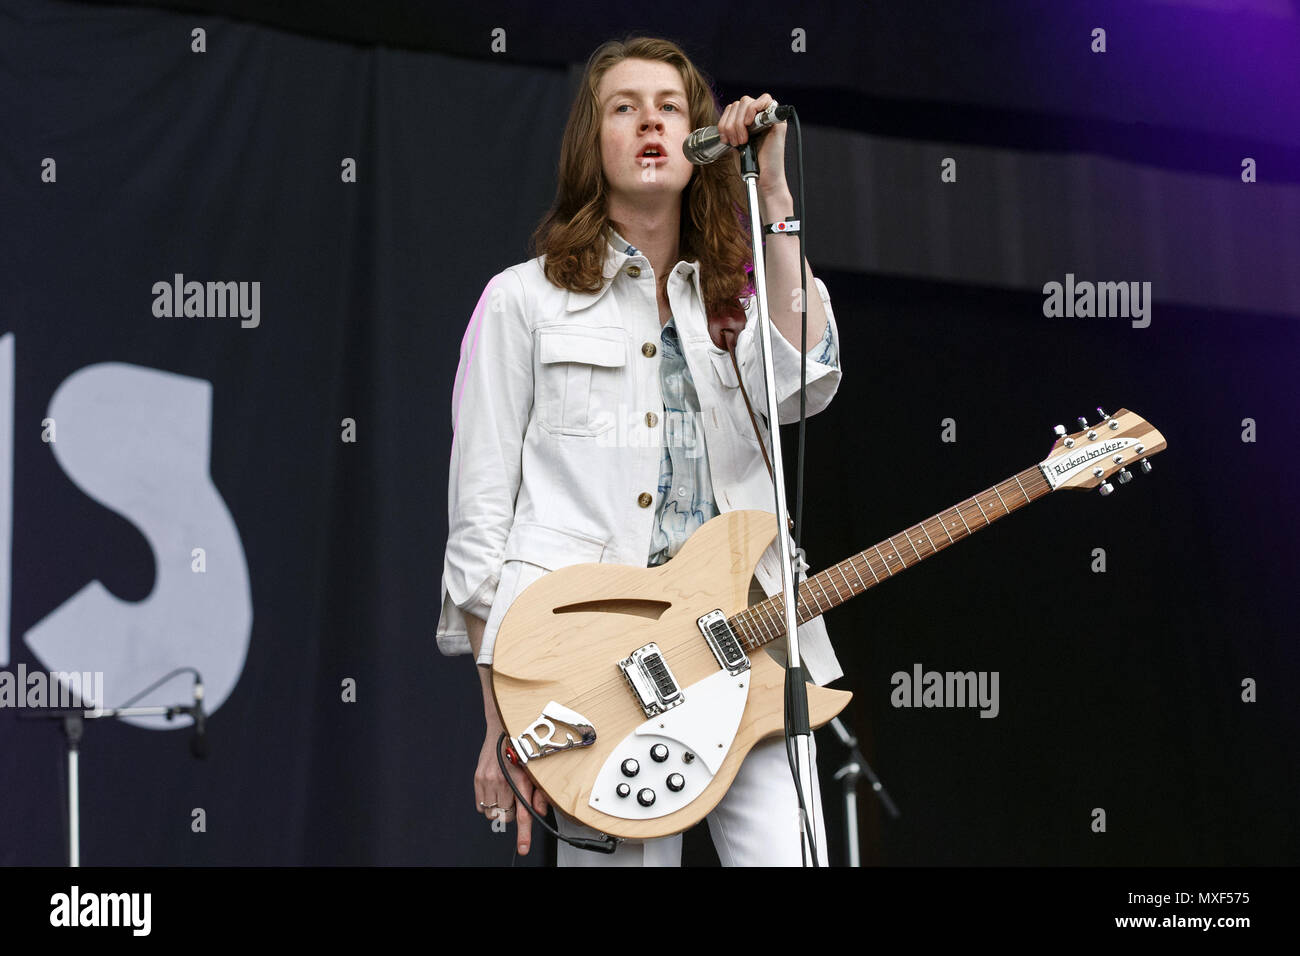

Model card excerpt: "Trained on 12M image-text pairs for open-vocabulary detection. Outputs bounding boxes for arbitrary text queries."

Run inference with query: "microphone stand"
[736,136,820,865]
[828,716,900,867]
[23,700,202,866]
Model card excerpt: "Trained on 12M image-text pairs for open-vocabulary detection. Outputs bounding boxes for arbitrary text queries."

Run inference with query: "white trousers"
[555,732,828,867]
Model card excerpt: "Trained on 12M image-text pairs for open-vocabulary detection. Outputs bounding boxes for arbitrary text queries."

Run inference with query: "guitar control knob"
[666,773,685,792]
[1117,467,1132,484]
[1099,481,1114,496]
[637,788,656,807]
[616,783,631,798]
[1140,457,1152,474]
[650,744,669,762]
[621,758,640,777]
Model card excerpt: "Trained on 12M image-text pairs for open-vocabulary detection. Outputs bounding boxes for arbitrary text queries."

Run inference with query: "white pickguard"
[588,669,750,820]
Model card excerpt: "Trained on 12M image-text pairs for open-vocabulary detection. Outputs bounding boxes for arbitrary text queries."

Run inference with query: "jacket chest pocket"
[707,348,767,448]
[536,326,627,437]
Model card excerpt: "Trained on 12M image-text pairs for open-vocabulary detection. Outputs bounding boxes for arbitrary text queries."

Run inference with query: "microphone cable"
[754,106,823,867]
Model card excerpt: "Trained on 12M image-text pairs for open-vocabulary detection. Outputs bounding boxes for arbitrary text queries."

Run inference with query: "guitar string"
[556,431,1145,718]
[565,469,1054,712]
[549,469,1053,714]
[557,470,1055,712]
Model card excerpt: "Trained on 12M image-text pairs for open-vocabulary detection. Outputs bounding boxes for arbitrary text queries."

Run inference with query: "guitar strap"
[719,326,795,534]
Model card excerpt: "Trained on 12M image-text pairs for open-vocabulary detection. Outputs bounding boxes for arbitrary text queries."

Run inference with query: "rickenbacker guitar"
[492,408,1167,840]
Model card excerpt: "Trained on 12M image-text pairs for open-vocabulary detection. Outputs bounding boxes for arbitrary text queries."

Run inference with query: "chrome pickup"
[697,610,751,675]
[618,643,683,718]
[510,702,596,764]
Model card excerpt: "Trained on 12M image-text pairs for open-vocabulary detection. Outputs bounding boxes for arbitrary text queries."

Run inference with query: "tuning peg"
[1096,407,1110,420]
[1053,424,1066,438]
[1117,467,1132,484]
[1099,481,1115,496]
[1139,457,1152,474]
[1077,416,1089,429]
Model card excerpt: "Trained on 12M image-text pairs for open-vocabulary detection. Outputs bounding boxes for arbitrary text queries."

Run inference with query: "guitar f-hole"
[552,598,671,620]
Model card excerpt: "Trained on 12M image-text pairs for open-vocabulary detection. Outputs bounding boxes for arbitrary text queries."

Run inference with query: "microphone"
[190,675,208,760]
[683,102,793,165]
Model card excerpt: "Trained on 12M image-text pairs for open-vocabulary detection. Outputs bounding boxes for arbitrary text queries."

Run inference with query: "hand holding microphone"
[684,94,792,173]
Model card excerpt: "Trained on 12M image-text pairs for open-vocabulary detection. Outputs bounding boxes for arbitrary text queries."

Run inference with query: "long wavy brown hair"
[529,35,753,345]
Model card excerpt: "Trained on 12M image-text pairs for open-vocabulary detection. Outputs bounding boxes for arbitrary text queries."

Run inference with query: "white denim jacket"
[436,234,845,685]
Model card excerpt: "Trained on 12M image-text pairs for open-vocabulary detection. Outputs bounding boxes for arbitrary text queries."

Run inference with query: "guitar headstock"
[1039,407,1167,494]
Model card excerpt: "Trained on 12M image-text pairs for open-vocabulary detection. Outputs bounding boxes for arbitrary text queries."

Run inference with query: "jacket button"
[641,342,657,357]
[645,412,658,427]
[626,265,642,278]
[637,492,653,508]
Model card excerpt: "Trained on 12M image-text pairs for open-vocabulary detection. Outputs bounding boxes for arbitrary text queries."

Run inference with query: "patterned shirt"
[605,230,840,567]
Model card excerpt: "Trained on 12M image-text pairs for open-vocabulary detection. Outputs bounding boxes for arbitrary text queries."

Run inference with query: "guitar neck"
[727,463,1053,648]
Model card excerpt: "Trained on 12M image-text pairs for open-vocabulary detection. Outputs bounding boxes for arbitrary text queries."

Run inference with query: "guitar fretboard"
[726,465,1052,650]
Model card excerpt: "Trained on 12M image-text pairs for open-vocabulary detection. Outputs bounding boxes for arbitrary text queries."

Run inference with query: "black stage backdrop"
[1,0,1296,866]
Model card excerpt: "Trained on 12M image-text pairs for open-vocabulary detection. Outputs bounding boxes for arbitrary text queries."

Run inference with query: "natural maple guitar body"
[491,509,851,842]
[492,408,1166,843]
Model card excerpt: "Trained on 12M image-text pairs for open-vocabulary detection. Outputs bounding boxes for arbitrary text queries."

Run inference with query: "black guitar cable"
[495,732,621,854]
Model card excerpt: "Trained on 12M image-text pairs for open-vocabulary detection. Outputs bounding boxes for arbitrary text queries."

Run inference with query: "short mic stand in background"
[19,668,206,866]
[828,716,900,867]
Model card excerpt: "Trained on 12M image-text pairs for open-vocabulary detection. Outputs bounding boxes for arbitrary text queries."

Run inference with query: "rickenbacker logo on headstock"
[1051,437,1132,477]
